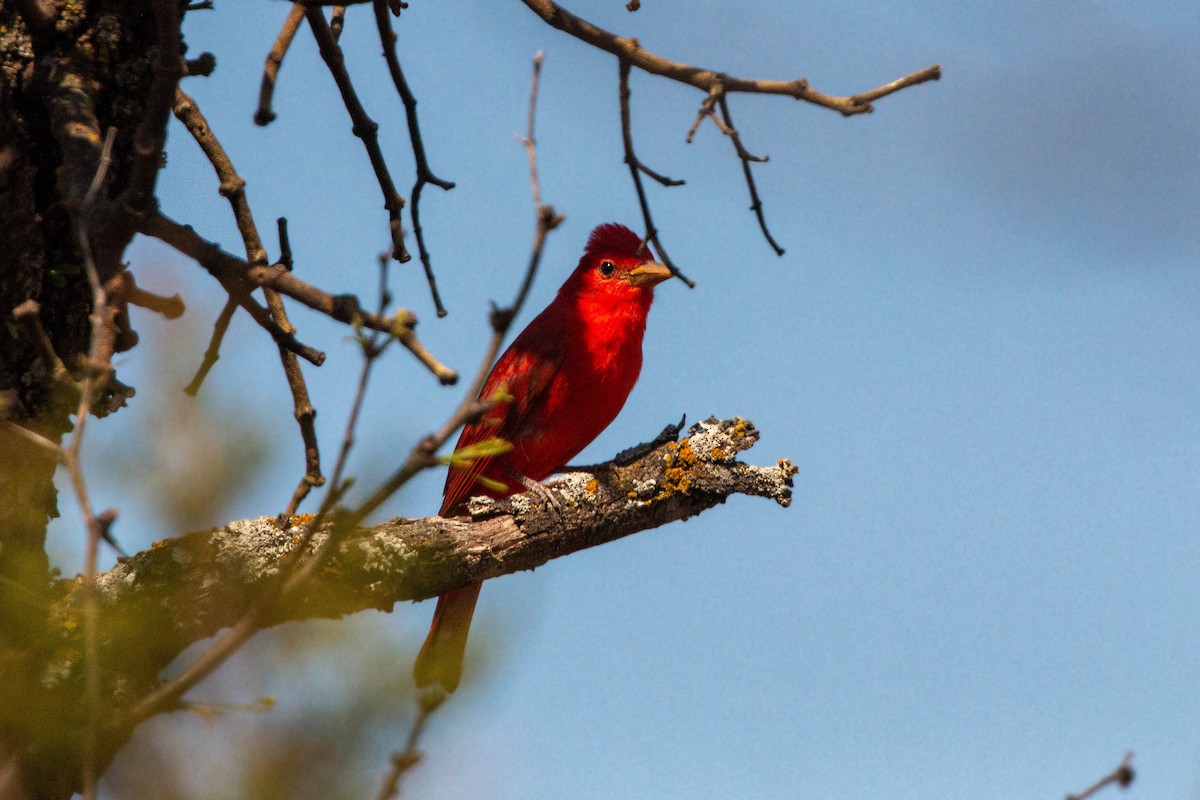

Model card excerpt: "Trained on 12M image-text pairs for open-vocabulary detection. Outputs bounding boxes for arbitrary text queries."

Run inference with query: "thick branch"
[47,418,793,705]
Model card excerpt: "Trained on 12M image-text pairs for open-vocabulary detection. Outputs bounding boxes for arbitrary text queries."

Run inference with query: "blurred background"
[45,1,1199,797]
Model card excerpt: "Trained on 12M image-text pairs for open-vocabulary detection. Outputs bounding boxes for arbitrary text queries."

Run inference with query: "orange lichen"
[586,477,598,494]
[660,439,699,497]
[710,447,727,460]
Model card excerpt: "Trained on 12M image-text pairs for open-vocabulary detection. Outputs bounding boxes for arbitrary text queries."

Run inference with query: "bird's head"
[564,222,674,300]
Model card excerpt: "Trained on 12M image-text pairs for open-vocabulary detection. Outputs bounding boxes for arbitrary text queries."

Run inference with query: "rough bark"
[1,7,168,798]
[4,416,792,797]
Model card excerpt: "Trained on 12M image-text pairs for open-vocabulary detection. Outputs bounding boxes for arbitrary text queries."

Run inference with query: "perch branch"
[45,418,793,730]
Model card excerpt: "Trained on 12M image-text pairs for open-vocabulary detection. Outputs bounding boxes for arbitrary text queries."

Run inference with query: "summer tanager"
[413,223,673,691]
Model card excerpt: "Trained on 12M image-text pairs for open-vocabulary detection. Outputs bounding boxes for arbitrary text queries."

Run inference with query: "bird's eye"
[599,260,616,277]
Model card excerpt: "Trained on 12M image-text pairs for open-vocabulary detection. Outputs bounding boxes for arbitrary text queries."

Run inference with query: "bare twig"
[178,248,326,367]
[1067,752,1135,800]
[173,87,328,514]
[184,52,217,77]
[173,89,269,268]
[117,274,185,319]
[506,51,555,318]
[275,220,326,516]
[716,95,784,255]
[373,0,455,317]
[255,4,305,126]
[71,125,120,800]
[184,298,237,395]
[305,7,411,263]
[1,420,63,458]
[374,690,445,800]
[520,0,940,115]
[330,5,347,40]
[618,60,692,287]
[523,0,936,258]
[12,301,71,386]
[137,212,459,383]
[278,217,295,271]
[684,87,721,144]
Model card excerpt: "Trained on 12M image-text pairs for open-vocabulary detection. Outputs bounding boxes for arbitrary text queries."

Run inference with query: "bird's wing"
[439,337,564,516]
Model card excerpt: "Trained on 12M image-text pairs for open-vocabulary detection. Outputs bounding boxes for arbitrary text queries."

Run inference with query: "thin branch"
[173,87,327,514]
[183,52,217,77]
[684,87,721,144]
[618,59,693,287]
[1067,752,1135,800]
[173,89,269,267]
[255,4,305,126]
[137,212,459,383]
[505,51,556,319]
[275,220,326,517]
[717,94,784,256]
[184,298,238,395]
[1,420,64,459]
[520,0,940,116]
[304,7,411,263]
[374,691,445,800]
[117,274,186,319]
[330,5,347,41]
[373,0,455,317]
[12,300,72,386]
[71,125,120,800]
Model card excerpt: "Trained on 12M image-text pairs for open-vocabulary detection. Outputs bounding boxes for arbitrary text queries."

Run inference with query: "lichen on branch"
[46,417,794,710]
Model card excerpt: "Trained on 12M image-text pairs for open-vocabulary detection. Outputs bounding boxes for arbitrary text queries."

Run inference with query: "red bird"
[413,223,673,691]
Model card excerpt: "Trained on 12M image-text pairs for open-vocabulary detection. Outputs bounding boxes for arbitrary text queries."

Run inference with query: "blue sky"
[51,1,1200,797]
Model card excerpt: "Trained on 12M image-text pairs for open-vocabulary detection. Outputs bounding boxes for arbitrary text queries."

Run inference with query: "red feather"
[414,223,672,691]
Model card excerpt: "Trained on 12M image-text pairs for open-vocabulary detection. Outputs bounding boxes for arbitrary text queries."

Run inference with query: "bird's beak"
[625,261,673,288]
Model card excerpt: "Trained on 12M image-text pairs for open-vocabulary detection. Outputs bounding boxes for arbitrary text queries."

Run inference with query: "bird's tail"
[413,581,482,692]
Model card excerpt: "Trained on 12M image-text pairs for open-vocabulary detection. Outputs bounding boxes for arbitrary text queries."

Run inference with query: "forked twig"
[716,94,784,255]
[618,59,692,287]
